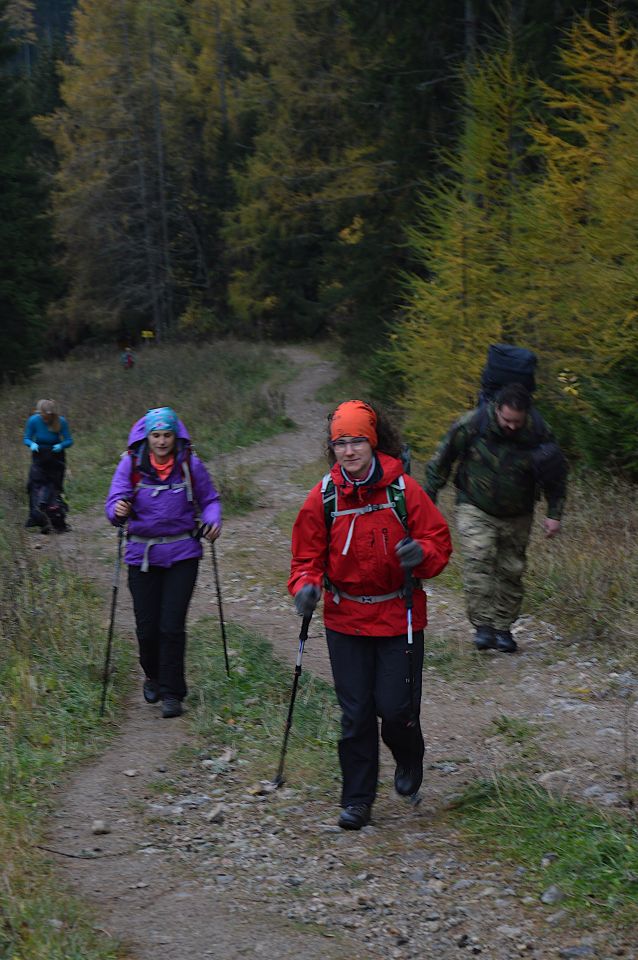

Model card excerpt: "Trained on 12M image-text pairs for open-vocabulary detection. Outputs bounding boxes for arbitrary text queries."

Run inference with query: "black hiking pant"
[128,558,199,700]
[326,628,425,808]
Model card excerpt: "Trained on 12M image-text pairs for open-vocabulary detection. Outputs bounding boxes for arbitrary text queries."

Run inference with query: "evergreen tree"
[390,44,533,453]
[0,1,54,380]
[224,0,389,339]
[39,0,196,342]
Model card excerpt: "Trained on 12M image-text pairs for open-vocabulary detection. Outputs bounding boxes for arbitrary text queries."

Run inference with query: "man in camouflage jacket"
[424,383,567,653]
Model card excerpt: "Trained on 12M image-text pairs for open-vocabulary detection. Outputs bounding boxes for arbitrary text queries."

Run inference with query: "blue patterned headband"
[145,407,178,436]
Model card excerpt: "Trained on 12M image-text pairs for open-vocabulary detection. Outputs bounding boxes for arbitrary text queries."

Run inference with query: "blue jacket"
[23,414,74,450]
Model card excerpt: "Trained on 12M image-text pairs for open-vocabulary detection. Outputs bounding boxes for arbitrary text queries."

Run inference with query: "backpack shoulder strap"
[387,474,409,532]
[321,473,336,529]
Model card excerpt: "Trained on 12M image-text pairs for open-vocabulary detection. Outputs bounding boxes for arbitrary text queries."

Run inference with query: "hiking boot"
[474,625,497,650]
[338,804,371,830]
[162,696,183,718]
[143,678,160,704]
[394,761,423,797]
[494,630,517,653]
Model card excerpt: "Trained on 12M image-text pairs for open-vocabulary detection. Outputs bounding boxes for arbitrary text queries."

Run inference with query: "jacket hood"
[329,450,404,494]
[127,415,190,448]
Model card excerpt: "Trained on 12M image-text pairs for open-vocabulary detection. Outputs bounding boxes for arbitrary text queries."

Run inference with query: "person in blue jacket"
[23,399,74,531]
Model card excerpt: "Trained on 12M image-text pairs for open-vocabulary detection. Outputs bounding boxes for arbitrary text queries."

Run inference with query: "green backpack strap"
[321,473,409,533]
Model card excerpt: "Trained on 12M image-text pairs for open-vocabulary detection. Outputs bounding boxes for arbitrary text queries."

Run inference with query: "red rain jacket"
[289,452,452,637]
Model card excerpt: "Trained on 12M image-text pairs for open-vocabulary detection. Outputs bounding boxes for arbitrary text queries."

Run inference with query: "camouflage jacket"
[424,404,567,520]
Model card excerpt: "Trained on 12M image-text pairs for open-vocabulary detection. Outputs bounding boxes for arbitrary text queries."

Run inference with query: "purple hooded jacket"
[105,417,222,569]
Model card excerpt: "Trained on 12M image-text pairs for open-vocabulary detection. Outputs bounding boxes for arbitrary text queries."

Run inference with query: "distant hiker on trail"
[120,347,135,369]
[289,400,452,831]
[23,398,73,533]
[425,375,568,655]
[105,407,221,719]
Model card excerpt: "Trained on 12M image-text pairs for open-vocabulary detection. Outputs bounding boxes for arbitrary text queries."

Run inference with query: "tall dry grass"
[525,473,638,648]
[1,340,291,512]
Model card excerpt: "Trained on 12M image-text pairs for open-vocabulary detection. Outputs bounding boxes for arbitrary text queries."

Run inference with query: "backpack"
[29,476,69,532]
[321,473,409,535]
[479,344,537,403]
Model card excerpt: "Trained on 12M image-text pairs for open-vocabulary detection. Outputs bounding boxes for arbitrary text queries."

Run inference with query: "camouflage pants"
[455,503,533,631]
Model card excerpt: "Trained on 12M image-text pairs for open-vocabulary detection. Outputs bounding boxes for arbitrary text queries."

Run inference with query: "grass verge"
[187,618,340,790]
[0,518,132,959]
[452,777,638,924]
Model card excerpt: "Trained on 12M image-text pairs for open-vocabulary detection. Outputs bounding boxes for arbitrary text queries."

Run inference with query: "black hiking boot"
[162,696,183,718]
[338,804,371,830]
[494,630,517,653]
[394,761,423,798]
[143,678,160,704]
[474,625,497,650]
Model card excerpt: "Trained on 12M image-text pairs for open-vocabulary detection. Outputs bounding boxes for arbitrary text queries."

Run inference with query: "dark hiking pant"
[326,628,425,808]
[128,558,198,700]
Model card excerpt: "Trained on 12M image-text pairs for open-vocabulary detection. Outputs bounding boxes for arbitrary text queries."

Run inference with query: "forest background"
[2,0,638,473]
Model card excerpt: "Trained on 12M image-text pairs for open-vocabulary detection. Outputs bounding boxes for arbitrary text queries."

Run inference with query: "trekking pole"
[403,568,422,806]
[272,613,312,788]
[404,569,416,728]
[99,525,125,717]
[210,541,231,679]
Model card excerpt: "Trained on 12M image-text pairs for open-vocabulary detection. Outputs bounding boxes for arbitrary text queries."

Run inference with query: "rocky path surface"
[45,346,637,959]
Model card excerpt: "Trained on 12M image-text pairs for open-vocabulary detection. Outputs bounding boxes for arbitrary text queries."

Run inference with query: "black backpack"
[479,344,537,403]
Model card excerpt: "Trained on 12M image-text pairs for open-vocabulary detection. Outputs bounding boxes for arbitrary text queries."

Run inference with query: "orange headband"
[330,400,378,447]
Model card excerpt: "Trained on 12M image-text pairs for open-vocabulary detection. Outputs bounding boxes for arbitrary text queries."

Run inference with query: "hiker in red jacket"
[289,400,452,830]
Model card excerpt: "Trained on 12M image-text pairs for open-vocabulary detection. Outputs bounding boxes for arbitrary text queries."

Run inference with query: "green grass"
[490,714,539,745]
[288,457,327,493]
[187,618,341,789]
[452,777,638,923]
[0,518,132,960]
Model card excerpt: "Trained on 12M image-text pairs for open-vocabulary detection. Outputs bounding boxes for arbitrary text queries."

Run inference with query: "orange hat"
[330,400,378,447]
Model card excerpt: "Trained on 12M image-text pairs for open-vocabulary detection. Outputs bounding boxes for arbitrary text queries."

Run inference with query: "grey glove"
[395,536,424,570]
[294,584,321,617]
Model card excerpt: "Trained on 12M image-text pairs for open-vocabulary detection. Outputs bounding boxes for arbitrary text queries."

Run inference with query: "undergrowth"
[452,777,638,924]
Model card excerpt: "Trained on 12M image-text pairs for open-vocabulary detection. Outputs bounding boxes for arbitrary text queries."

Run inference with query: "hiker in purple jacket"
[105,407,221,718]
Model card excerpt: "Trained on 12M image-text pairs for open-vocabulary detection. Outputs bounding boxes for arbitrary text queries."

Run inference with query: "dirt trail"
[46,346,636,959]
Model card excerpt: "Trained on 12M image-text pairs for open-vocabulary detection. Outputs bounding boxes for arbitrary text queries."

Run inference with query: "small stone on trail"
[156,765,167,773]
[123,769,139,777]
[540,884,565,905]
[558,947,597,959]
[91,819,111,835]
[497,926,524,939]
[202,803,225,824]
[247,781,278,796]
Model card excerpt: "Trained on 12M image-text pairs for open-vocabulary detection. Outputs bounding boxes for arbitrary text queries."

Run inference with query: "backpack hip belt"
[325,577,420,605]
[128,531,197,572]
